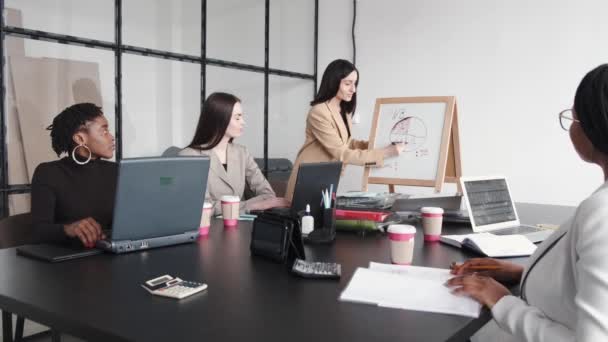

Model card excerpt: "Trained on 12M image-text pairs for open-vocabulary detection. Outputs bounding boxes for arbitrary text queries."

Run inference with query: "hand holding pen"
[384,142,406,158]
[449,258,524,284]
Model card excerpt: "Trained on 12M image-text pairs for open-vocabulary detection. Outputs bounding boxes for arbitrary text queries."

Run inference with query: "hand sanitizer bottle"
[301,204,314,236]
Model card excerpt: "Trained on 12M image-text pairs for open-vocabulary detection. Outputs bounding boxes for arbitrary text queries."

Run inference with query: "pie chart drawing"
[389,116,427,152]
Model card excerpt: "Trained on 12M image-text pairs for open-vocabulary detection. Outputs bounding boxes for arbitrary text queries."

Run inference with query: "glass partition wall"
[0,0,318,217]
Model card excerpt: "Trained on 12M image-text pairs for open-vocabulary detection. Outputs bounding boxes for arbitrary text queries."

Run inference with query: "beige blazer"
[179,143,275,215]
[472,181,608,342]
[285,102,384,201]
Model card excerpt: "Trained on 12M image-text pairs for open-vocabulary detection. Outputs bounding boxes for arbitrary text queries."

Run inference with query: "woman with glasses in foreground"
[447,64,608,341]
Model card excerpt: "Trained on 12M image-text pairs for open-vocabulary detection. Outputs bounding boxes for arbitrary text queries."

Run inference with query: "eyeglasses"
[559,109,580,131]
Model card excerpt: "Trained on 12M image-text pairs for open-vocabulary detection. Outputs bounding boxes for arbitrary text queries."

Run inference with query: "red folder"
[335,209,391,222]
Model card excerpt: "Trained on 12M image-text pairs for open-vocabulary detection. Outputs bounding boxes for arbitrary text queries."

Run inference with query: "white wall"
[317,0,353,74]
[334,0,608,206]
[9,0,599,208]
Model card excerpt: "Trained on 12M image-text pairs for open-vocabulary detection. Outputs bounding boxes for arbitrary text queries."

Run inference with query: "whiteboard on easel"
[364,96,460,192]
[370,101,446,180]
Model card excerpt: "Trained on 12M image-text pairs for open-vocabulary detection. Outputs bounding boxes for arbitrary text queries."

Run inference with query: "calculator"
[291,258,341,280]
[142,275,208,299]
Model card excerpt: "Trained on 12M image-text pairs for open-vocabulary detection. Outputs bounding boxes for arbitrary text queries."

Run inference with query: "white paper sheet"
[463,233,536,257]
[339,263,481,318]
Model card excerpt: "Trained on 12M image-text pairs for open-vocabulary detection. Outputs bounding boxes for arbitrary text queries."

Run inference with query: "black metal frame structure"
[0,0,319,218]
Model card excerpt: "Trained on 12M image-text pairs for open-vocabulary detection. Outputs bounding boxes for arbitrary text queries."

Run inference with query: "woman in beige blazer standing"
[285,59,403,201]
[180,92,289,215]
[446,64,608,341]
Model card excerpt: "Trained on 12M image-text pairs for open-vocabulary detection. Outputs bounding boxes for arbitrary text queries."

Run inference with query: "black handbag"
[250,210,305,265]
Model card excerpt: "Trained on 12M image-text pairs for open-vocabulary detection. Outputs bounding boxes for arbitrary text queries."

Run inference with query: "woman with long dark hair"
[31,103,117,247]
[447,64,608,341]
[285,59,403,201]
[180,92,289,214]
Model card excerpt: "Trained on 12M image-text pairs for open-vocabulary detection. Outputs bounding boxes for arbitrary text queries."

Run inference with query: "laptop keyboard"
[492,225,541,235]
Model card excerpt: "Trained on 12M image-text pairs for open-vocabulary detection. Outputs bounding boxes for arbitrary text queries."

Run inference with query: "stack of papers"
[339,263,481,318]
[336,192,400,210]
[440,232,537,257]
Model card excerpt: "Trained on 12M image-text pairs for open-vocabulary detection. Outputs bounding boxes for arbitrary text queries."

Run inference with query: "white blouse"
[473,181,608,342]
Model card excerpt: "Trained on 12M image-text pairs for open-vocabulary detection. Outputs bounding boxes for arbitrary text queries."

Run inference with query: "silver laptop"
[460,176,552,243]
[393,195,462,212]
[97,156,210,253]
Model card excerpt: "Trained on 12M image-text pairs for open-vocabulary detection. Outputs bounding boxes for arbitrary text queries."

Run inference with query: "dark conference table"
[0,203,575,342]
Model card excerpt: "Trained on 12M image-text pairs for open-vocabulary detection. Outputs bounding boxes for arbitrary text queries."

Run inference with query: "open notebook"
[440,232,537,257]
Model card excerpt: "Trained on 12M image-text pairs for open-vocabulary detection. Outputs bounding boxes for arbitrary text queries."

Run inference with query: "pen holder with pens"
[322,207,336,232]
[305,207,336,245]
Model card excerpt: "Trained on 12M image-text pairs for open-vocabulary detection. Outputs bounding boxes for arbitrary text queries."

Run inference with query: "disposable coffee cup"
[199,202,213,236]
[221,195,240,227]
[421,207,444,242]
[387,224,416,265]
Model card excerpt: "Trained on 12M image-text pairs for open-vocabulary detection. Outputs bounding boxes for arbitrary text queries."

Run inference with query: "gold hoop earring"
[72,144,92,165]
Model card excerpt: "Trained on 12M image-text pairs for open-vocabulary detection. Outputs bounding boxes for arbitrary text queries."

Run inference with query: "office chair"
[252,158,293,197]
[0,213,60,342]
[161,146,182,157]
[0,212,35,248]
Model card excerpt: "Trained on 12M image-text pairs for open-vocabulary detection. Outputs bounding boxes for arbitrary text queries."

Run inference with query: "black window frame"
[0,0,319,218]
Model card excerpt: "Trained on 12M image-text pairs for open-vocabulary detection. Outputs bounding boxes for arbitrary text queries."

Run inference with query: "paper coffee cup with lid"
[420,207,444,242]
[199,201,213,236]
[221,195,240,227]
[387,224,416,265]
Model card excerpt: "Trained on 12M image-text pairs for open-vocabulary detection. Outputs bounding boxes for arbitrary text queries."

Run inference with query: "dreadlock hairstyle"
[46,103,103,157]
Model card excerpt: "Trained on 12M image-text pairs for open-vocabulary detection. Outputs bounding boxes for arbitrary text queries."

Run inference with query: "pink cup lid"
[387,224,416,235]
[221,195,240,203]
[420,207,444,215]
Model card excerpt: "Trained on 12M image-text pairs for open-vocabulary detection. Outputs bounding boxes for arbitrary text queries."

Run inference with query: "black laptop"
[17,244,102,262]
[262,162,342,227]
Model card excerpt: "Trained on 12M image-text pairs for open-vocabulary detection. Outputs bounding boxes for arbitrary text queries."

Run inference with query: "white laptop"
[460,176,552,243]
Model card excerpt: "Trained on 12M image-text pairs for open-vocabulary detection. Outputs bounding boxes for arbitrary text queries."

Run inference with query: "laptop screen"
[111,156,210,240]
[463,178,517,226]
[292,161,342,227]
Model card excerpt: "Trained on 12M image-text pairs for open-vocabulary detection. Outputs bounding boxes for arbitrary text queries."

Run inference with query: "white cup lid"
[203,202,213,209]
[420,207,444,214]
[387,224,416,234]
[221,195,240,202]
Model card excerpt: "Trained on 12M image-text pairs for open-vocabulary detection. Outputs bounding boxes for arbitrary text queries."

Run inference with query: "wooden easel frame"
[362,96,462,193]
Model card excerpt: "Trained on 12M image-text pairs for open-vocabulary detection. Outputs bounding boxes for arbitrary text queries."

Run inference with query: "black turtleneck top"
[30,157,118,243]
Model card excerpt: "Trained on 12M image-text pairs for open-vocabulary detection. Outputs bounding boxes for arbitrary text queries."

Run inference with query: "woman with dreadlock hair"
[31,103,117,247]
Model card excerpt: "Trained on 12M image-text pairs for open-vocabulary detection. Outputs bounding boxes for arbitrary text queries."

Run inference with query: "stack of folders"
[334,209,394,232]
[440,233,537,258]
[336,192,400,210]
[339,262,481,318]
